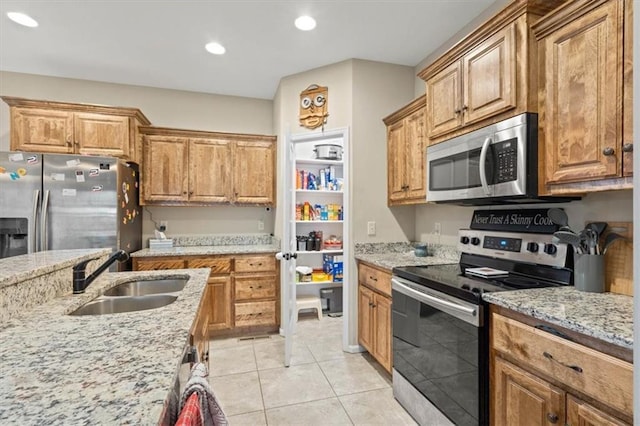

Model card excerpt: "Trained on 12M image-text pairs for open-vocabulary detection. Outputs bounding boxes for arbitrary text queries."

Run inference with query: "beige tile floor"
[207,315,417,425]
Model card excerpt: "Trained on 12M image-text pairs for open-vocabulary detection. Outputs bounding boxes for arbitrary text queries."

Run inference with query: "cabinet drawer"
[187,257,232,274]
[235,255,276,273]
[235,274,276,300]
[134,258,185,270]
[492,313,633,417]
[358,263,391,296]
[234,301,276,327]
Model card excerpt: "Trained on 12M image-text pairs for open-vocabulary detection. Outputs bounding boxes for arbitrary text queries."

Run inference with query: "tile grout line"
[253,340,269,425]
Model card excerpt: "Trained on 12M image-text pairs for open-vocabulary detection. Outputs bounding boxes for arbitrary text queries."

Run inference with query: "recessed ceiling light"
[7,12,38,28]
[205,42,226,55]
[295,15,316,31]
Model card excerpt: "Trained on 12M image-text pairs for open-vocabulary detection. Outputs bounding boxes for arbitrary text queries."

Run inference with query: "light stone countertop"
[132,244,280,257]
[483,287,633,350]
[0,248,111,289]
[0,268,210,424]
[354,243,459,271]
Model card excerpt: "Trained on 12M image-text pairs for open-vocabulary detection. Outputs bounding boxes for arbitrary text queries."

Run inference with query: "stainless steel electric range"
[391,228,573,426]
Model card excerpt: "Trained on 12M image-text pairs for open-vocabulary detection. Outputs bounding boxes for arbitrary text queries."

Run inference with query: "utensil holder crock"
[574,254,605,293]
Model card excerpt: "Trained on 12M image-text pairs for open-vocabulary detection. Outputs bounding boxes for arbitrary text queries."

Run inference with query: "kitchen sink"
[69,294,178,316]
[103,278,188,297]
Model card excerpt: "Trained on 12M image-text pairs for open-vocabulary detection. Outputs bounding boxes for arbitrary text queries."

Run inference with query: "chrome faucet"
[73,250,130,294]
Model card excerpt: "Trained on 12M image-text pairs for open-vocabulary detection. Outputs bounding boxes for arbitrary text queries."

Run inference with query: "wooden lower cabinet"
[490,309,632,425]
[191,284,211,362]
[357,262,392,373]
[133,253,279,336]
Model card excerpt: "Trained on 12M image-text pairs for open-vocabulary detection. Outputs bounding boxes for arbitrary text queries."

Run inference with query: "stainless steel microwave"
[426,113,577,205]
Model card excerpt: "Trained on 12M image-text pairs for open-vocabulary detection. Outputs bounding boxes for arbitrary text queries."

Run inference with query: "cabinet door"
[142,135,189,202]
[10,107,74,153]
[233,140,275,205]
[192,285,211,362]
[566,395,630,426]
[622,0,633,177]
[372,294,392,373]
[404,108,426,201]
[189,138,232,203]
[387,120,407,203]
[207,275,233,331]
[426,61,463,138]
[542,0,623,185]
[493,356,565,426]
[358,285,374,353]
[463,22,516,125]
[74,112,130,158]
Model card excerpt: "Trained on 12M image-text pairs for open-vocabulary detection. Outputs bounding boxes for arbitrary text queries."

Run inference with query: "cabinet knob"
[602,147,615,156]
[546,413,558,424]
[462,105,468,111]
[183,191,187,195]
[622,143,633,153]
[454,108,461,115]
[189,191,193,195]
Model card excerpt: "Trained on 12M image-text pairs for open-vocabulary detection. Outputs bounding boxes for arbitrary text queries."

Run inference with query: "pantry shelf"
[296,280,344,286]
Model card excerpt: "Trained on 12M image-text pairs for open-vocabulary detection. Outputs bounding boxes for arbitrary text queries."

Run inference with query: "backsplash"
[354,241,459,261]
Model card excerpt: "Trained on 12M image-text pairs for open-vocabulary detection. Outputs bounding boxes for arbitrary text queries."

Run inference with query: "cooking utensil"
[602,232,627,255]
[586,222,608,254]
[547,208,573,232]
[552,231,583,253]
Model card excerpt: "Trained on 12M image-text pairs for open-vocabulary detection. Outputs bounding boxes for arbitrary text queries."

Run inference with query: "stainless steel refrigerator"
[0,151,142,270]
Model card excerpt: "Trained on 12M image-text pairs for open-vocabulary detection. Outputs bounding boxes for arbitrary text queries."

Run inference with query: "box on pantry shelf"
[323,254,344,282]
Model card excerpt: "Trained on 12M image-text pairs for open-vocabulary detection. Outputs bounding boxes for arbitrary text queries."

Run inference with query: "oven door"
[391,277,488,426]
[426,113,530,203]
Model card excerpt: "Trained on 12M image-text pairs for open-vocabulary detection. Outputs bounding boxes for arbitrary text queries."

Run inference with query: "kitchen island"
[0,266,210,424]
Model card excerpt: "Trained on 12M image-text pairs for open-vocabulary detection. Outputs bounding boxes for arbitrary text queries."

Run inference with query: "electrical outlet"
[434,222,441,236]
[159,221,168,232]
[258,220,265,231]
[367,221,376,236]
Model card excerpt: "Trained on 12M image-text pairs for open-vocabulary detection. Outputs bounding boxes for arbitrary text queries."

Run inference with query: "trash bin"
[320,286,342,316]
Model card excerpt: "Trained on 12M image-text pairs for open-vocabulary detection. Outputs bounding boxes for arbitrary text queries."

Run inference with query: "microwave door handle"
[479,137,492,196]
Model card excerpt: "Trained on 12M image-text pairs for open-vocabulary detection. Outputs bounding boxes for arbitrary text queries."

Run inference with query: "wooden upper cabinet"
[139,126,276,206]
[426,61,463,138]
[233,139,275,205]
[189,138,232,203]
[383,96,426,206]
[142,135,189,202]
[463,23,516,125]
[9,107,74,153]
[74,112,129,157]
[419,0,565,145]
[2,96,150,161]
[534,0,632,193]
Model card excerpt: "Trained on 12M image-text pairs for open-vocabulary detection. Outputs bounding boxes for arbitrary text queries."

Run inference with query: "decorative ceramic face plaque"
[299,84,328,129]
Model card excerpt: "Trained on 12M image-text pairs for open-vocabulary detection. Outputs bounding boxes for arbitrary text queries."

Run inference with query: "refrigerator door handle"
[31,189,40,253]
[41,190,50,251]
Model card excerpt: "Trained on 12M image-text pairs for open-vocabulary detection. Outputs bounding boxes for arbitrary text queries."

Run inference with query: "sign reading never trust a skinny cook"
[469,208,559,234]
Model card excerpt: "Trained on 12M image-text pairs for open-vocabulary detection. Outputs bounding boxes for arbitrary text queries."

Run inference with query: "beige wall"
[0,71,275,243]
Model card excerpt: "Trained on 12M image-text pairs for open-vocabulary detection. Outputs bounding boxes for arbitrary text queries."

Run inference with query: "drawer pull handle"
[543,351,583,373]
[535,324,573,341]
[546,413,559,423]
[369,276,378,282]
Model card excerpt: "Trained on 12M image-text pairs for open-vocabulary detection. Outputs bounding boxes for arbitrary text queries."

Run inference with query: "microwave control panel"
[495,138,517,183]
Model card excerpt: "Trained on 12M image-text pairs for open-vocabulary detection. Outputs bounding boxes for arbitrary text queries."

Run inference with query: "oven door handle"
[479,136,492,196]
[391,278,477,318]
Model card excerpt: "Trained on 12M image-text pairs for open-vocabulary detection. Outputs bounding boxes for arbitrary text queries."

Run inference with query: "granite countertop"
[354,242,459,271]
[483,287,633,350]
[0,248,111,289]
[132,243,280,257]
[0,268,210,424]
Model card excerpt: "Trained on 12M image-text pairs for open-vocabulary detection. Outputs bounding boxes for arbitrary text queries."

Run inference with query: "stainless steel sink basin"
[69,294,178,316]
[103,278,188,297]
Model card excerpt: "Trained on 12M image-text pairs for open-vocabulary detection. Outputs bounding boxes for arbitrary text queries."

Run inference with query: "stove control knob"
[526,242,539,253]
[470,237,481,246]
[460,236,470,244]
[544,243,557,255]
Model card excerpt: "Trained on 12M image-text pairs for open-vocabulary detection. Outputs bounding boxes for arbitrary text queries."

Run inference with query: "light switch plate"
[367,221,376,236]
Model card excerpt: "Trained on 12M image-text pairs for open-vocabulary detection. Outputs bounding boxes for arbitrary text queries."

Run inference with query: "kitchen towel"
[179,363,228,426]
[176,393,202,426]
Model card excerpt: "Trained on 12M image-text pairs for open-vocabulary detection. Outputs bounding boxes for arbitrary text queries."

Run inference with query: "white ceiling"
[0,1,496,100]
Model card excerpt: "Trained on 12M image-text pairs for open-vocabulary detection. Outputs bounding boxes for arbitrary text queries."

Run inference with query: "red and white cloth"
[176,393,202,426]
[178,362,228,426]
